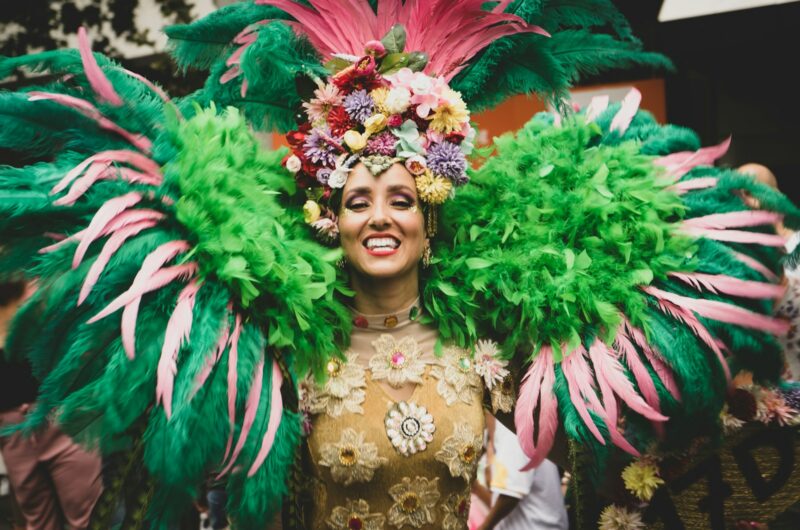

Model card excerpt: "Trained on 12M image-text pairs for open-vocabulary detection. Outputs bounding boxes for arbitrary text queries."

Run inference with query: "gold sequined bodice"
[298,300,514,529]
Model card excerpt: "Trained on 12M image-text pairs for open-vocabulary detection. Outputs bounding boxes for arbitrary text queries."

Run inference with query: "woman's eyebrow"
[344,186,372,200]
[386,184,415,194]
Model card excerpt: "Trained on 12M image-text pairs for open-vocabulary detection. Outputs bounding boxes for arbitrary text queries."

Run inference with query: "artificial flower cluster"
[283,26,475,242]
[720,370,800,432]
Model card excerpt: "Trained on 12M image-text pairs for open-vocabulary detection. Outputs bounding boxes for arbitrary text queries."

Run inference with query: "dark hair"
[0,279,26,306]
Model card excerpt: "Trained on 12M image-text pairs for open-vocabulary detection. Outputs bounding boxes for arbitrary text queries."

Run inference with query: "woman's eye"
[392,198,415,209]
[347,201,369,210]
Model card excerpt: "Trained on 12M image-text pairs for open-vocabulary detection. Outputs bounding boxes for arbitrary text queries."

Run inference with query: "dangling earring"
[422,239,432,268]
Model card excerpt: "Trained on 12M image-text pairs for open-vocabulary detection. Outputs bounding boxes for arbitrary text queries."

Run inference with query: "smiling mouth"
[363,236,401,254]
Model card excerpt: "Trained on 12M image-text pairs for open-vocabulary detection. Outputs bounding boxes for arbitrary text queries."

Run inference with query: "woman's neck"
[349,270,419,315]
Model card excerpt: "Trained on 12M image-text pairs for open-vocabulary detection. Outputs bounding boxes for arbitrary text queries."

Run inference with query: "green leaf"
[539,164,554,177]
[630,268,653,285]
[406,52,428,72]
[381,24,407,54]
[379,53,410,74]
[324,57,352,74]
[437,282,458,297]
[305,282,329,300]
[575,250,592,270]
[469,225,482,241]
[564,248,575,270]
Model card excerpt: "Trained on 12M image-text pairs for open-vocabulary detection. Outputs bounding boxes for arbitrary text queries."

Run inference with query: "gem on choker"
[353,315,369,328]
[391,351,407,367]
[384,315,399,328]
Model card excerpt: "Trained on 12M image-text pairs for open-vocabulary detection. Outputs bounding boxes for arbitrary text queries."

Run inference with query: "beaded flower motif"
[369,334,426,388]
[473,339,510,390]
[440,492,470,530]
[326,498,386,530]
[319,428,388,486]
[301,353,367,417]
[435,423,484,482]
[387,476,441,528]
[385,401,436,456]
[431,346,483,406]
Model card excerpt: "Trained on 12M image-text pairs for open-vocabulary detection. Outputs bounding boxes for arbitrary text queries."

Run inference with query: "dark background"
[609,1,800,202]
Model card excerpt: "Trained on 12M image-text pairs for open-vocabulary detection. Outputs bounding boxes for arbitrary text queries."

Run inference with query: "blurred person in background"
[0,276,103,530]
[477,419,568,530]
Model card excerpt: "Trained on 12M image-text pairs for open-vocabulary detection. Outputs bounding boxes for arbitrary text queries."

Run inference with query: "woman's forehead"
[346,163,416,192]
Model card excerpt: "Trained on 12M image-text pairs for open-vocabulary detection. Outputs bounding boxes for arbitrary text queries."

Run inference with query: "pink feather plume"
[517,347,559,471]
[77,27,123,106]
[731,251,779,282]
[668,272,785,300]
[221,314,243,467]
[218,355,265,477]
[156,280,201,419]
[27,92,152,153]
[670,177,718,194]
[615,328,665,436]
[248,359,284,476]
[609,88,641,134]
[584,95,610,123]
[655,136,731,179]
[682,227,786,247]
[52,150,161,195]
[683,210,783,230]
[72,192,143,268]
[623,319,681,401]
[561,346,607,444]
[192,319,232,399]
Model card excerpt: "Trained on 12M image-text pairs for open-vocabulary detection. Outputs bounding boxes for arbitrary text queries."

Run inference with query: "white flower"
[387,476,441,528]
[385,401,436,456]
[720,404,745,433]
[435,423,484,482]
[490,374,515,414]
[473,339,509,390]
[319,428,388,485]
[369,334,425,387]
[285,154,302,173]
[384,86,411,114]
[441,492,470,530]
[302,353,367,417]
[326,498,385,530]
[328,167,350,189]
[431,346,483,406]
[404,154,427,176]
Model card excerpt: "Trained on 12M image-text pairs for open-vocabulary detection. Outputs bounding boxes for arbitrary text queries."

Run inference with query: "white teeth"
[365,237,400,249]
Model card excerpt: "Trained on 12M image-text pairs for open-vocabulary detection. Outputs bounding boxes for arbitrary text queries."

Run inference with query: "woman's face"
[339,162,426,280]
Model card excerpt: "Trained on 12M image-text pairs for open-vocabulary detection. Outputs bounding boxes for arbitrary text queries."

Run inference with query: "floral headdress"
[264,1,547,242]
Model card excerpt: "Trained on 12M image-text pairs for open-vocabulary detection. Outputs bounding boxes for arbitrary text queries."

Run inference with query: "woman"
[1,1,797,528]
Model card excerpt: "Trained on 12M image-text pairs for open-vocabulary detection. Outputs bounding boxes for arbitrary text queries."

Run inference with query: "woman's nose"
[369,202,391,229]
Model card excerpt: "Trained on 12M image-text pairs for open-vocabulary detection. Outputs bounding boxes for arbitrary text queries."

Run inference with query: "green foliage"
[426,116,694,358]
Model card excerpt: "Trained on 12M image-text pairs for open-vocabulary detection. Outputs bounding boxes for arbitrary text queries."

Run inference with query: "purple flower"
[427,141,468,185]
[303,127,340,167]
[366,131,397,156]
[343,89,375,124]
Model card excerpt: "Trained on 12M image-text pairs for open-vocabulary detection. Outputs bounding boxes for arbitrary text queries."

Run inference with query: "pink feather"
[644,285,789,336]
[219,65,241,85]
[654,136,731,179]
[121,68,172,105]
[77,27,123,106]
[86,240,192,324]
[609,88,642,134]
[221,315,243,467]
[51,150,161,195]
[156,280,200,419]
[668,272,785,300]
[39,229,86,254]
[588,340,667,422]
[54,162,114,206]
[218,355,265,477]
[731,251,779,282]
[584,95,610,123]
[520,348,559,471]
[248,359,284,477]
[191,319,232,400]
[671,177,718,194]
[623,319,681,401]
[72,192,143,268]
[27,92,151,153]
[561,346,607,444]
[682,227,786,247]
[683,210,783,230]
[515,346,548,458]
[615,329,664,436]
[78,219,161,305]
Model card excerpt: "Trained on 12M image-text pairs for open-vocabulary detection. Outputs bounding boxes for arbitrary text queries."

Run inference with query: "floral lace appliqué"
[431,346,483,406]
[473,339,510,390]
[319,428,388,486]
[327,498,386,530]
[385,401,436,456]
[387,476,440,528]
[369,334,426,387]
[301,353,366,417]
[435,423,483,482]
[441,492,470,530]
[490,373,515,414]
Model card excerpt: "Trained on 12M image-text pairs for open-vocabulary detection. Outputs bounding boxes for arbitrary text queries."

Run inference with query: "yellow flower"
[370,87,390,114]
[364,113,387,135]
[621,460,664,501]
[344,130,367,151]
[415,170,452,205]
[428,88,468,134]
[303,200,321,223]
